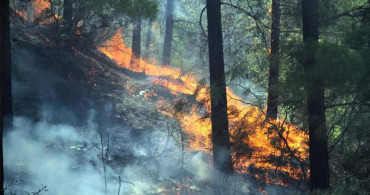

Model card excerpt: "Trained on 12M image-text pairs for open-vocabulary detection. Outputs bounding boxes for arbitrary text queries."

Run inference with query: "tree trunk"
[206,0,233,174]
[0,0,12,130]
[144,20,153,59]
[0,0,12,190]
[162,0,174,65]
[301,0,330,190]
[131,18,142,66]
[266,0,280,119]
[63,0,73,35]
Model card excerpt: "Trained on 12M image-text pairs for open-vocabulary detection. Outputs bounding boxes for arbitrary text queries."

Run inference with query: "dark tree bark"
[63,0,73,34]
[206,0,233,174]
[1,0,12,190]
[144,20,153,59]
[302,0,330,190]
[162,0,174,65]
[266,0,280,119]
[131,18,142,65]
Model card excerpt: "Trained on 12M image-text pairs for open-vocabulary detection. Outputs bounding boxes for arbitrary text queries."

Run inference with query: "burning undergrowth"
[5,4,309,194]
[7,9,256,194]
[99,29,310,187]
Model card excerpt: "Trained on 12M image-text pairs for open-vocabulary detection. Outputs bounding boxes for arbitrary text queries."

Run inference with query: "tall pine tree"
[206,0,233,174]
[0,0,12,190]
[302,0,330,190]
[131,18,142,65]
[266,0,280,119]
[162,0,174,65]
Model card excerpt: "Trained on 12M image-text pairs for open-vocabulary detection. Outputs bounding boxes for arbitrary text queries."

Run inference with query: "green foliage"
[344,25,370,49]
[73,0,158,25]
[168,0,207,69]
[316,43,365,87]
[310,176,369,195]
[113,0,159,20]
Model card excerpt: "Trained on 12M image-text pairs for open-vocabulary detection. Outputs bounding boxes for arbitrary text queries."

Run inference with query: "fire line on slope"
[98,29,309,185]
[15,2,309,183]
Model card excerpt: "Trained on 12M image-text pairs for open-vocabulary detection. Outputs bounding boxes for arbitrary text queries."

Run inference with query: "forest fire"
[15,0,59,23]
[6,0,369,193]
[15,10,28,20]
[33,0,50,17]
[15,1,308,184]
[99,30,194,83]
[99,30,309,184]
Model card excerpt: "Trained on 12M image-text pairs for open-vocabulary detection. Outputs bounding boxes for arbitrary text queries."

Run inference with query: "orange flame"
[99,29,201,95]
[34,0,51,17]
[15,0,59,23]
[15,10,28,20]
[99,30,309,184]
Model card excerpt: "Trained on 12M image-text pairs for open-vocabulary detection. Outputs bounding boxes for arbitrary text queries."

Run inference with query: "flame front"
[99,30,309,184]
[33,0,50,17]
[12,0,309,188]
[15,0,59,23]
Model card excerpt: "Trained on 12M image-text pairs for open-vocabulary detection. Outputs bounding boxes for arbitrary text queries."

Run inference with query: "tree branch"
[220,2,269,29]
[325,102,370,109]
[319,2,369,24]
[199,5,208,38]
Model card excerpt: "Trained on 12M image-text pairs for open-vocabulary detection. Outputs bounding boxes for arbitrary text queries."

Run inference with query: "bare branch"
[199,5,208,38]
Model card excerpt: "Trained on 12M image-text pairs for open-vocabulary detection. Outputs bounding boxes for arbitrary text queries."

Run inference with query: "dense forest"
[1,0,369,194]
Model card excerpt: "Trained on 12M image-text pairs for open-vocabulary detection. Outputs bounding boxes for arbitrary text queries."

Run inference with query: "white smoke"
[4,115,259,194]
[4,117,112,194]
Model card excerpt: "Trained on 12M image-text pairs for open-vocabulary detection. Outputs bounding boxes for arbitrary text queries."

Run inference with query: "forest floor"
[4,11,301,195]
